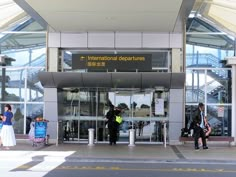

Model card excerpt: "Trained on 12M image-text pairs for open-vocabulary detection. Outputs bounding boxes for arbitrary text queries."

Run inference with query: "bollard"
[163,122,167,148]
[45,134,50,145]
[88,128,95,146]
[128,129,135,147]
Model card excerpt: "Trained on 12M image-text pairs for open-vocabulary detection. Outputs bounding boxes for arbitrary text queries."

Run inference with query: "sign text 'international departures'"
[72,54,152,71]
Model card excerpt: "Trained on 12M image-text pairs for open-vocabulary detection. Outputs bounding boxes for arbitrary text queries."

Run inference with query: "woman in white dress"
[0,104,16,150]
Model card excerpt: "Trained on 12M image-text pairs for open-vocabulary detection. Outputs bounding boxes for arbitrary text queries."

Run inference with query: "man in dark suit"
[193,103,208,150]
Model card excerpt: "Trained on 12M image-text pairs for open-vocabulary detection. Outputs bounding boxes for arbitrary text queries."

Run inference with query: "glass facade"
[185,30,234,136]
[0,18,46,134]
[190,0,236,37]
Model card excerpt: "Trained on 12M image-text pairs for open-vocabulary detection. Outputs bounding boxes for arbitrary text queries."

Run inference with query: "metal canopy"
[38,72,185,89]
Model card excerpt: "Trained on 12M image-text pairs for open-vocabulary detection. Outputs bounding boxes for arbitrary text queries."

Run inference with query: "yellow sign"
[72,54,152,71]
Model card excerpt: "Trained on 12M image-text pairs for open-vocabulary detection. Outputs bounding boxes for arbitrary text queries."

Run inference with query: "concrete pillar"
[231,65,236,145]
[171,48,183,72]
[48,48,59,72]
[44,88,58,144]
[226,57,236,146]
[169,89,184,145]
[47,28,60,72]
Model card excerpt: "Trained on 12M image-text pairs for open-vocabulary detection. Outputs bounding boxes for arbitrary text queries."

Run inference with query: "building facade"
[0,0,236,145]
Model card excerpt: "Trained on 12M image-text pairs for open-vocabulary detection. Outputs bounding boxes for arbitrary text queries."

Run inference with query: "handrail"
[58,116,168,121]
[186,53,221,67]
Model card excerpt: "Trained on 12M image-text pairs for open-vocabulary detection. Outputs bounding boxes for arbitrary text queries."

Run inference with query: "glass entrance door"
[78,89,96,141]
[59,88,108,143]
[108,89,153,143]
[58,88,169,144]
[132,90,152,142]
[108,90,132,142]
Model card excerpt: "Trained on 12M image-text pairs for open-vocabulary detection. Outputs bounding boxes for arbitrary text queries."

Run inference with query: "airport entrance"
[39,50,185,144]
[58,88,169,144]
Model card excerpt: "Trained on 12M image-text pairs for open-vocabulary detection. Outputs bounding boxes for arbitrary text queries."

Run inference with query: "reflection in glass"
[13,104,24,134]
[186,34,234,69]
[26,104,43,119]
[0,68,25,102]
[206,69,231,103]
[185,105,231,136]
[207,105,231,136]
[109,91,131,142]
[186,70,205,103]
[132,92,151,142]
[1,34,46,67]
[59,88,169,143]
[27,68,44,102]
[150,121,169,142]
[0,26,46,135]
[151,91,168,117]
[185,105,198,129]
[0,103,24,134]
[80,89,96,116]
[26,104,43,134]
[185,31,233,137]
[79,89,97,140]
[150,90,169,142]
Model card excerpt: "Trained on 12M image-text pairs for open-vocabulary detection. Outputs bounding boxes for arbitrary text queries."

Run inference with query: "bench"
[16,134,28,139]
[179,136,234,144]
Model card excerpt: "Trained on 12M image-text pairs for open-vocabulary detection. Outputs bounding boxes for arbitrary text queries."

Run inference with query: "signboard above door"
[72,54,152,71]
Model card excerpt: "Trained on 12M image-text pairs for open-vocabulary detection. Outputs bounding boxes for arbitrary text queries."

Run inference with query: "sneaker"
[195,147,200,151]
[203,146,208,150]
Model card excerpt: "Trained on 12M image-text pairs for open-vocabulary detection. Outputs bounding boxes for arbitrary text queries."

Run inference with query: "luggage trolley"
[29,120,49,147]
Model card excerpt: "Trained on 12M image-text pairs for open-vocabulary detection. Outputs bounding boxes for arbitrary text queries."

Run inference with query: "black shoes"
[195,146,209,151]
[195,146,208,150]
[109,142,117,146]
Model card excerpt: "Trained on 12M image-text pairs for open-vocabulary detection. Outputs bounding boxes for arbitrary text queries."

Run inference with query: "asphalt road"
[1,159,236,177]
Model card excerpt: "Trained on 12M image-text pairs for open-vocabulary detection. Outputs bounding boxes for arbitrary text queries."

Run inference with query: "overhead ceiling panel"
[22,0,185,32]
[38,12,176,32]
[0,0,25,30]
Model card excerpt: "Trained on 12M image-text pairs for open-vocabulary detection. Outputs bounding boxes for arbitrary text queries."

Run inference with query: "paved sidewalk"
[1,141,236,164]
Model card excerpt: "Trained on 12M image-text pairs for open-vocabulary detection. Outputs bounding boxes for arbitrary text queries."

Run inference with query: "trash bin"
[88,128,95,146]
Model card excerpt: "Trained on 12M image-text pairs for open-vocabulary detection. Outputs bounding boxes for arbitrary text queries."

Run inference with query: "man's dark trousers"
[194,126,207,148]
